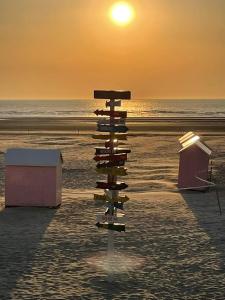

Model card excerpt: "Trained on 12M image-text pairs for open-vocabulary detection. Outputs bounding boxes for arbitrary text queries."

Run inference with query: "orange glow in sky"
[0,0,225,99]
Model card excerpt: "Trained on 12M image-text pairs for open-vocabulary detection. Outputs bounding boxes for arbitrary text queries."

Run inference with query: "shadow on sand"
[0,206,56,299]
[181,186,225,268]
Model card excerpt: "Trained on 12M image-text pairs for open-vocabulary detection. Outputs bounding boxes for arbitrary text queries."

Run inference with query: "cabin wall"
[56,162,62,205]
[5,166,57,207]
[178,145,210,190]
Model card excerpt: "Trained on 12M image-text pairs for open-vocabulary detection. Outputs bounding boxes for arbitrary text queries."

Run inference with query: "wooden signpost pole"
[108,98,117,255]
[93,90,131,235]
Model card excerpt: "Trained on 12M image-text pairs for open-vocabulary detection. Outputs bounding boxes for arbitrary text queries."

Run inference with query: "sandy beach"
[0,119,225,299]
[0,117,225,134]
[1,0,225,296]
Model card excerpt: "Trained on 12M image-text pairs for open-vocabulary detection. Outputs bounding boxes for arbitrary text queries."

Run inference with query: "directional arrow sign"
[95,148,111,155]
[94,194,129,203]
[97,124,128,133]
[117,195,130,203]
[108,153,127,161]
[94,110,110,116]
[96,167,127,176]
[98,118,125,126]
[114,148,131,154]
[96,160,125,168]
[92,133,127,140]
[96,181,128,190]
[94,90,131,100]
[92,134,111,140]
[114,133,127,140]
[96,222,126,232]
[95,147,131,155]
[94,194,107,202]
[94,110,127,118]
[94,153,127,162]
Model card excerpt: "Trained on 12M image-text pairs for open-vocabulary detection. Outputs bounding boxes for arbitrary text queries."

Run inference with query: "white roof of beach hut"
[179,134,212,156]
[179,131,195,144]
[5,148,63,167]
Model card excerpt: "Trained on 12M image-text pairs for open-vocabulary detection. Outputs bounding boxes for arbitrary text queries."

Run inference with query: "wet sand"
[0,116,225,133]
[0,124,225,299]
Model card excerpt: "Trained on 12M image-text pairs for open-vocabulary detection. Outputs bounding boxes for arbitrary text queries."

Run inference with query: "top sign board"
[94,90,131,100]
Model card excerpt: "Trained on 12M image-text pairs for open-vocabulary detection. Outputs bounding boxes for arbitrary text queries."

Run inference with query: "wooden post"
[93,90,131,232]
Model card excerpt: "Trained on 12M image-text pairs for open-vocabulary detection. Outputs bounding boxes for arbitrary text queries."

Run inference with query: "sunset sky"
[0,0,225,99]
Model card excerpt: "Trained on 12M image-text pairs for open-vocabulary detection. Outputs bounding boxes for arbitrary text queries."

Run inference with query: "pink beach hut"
[5,148,63,207]
[178,133,212,191]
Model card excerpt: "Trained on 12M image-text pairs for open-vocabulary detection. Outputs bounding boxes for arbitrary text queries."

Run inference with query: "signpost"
[98,118,126,125]
[94,153,127,162]
[95,222,125,232]
[92,133,127,140]
[97,124,128,133]
[95,147,131,155]
[96,160,125,168]
[94,110,128,119]
[96,181,128,190]
[93,90,131,236]
[96,167,128,176]
[94,193,129,203]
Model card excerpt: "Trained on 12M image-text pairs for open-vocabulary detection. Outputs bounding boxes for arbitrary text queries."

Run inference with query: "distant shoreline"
[0,116,224,134]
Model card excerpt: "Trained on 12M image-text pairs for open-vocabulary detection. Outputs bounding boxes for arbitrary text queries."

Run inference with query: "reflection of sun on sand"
[86,251,145,274]
[0,132,225,298]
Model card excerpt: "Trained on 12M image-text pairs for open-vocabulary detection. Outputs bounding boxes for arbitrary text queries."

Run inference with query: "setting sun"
[110,2,135,26]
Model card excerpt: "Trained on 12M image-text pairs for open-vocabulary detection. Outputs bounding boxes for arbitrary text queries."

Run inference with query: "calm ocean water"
[0,99,225,118]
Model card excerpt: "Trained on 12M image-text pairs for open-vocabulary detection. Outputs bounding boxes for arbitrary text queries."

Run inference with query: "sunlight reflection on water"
[0,99,224,118]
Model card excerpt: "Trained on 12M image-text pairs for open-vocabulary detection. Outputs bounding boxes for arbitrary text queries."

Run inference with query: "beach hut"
[178,133,212,191]
[5,148,63,207]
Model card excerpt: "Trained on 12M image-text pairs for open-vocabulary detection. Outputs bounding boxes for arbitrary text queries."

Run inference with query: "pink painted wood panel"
[56,162,62,204]
[5,166,61,207]
[178,145,209,190]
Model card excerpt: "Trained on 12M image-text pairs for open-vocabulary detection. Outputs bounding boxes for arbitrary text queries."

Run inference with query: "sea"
[0,99,225,118]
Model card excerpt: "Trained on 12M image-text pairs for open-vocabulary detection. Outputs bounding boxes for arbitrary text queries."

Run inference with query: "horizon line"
[0,98,225,101]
